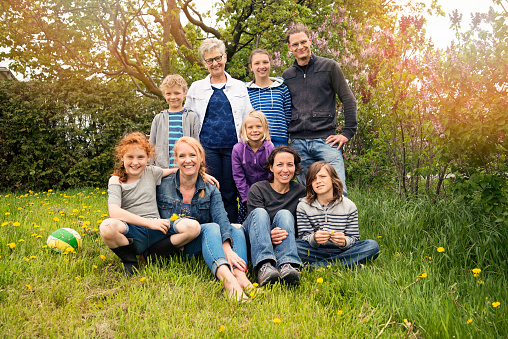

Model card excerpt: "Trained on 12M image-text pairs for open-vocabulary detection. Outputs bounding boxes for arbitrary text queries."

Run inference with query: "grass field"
[0,187,506,338]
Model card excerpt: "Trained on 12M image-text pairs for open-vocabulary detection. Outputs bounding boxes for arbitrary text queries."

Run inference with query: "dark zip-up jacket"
[282,54,357,140]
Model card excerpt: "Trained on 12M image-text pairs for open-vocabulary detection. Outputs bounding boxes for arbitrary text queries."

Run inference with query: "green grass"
[0,188,506,338]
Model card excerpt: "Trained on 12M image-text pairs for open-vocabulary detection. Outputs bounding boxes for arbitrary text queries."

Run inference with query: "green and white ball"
[46,228,82,253]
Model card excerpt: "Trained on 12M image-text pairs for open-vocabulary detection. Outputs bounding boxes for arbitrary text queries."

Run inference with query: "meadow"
[0,187,506,338]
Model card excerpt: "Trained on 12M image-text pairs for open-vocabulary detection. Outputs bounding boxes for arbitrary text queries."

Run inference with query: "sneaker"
[279,263,300,286]
[257,262,280,287]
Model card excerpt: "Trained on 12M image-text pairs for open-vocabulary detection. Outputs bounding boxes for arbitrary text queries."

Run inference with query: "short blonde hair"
[198,38,226,60]
[240,110,271,143]
[159,74,188,93]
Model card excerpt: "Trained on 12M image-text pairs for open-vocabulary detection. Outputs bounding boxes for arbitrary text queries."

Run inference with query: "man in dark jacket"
[282,23,357,196]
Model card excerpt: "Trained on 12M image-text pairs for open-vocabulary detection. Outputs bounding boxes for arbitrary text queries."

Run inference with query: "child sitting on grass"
[150,74,200,168]
[295,161,379,267]
[231,110,274,223]
[99,132,201,276]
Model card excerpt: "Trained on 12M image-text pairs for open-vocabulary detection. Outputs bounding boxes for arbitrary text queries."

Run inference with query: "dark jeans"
[203,146,238,223]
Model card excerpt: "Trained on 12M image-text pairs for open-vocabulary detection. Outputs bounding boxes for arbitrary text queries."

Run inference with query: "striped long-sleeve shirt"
[246,77,291,145]
[296,197,359,249]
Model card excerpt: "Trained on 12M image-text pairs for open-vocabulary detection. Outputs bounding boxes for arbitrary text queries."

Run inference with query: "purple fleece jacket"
[232,140,275,203]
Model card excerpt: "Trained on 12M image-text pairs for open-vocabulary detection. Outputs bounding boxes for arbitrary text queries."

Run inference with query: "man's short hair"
[285,22,310,43]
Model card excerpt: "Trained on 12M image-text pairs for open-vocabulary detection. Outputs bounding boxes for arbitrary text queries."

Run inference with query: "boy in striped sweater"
[150,74,200,168]
[296,161,379,267]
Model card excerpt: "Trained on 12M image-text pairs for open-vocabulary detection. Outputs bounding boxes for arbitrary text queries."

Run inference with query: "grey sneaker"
[257,262,280,286]
[279,263,300,286]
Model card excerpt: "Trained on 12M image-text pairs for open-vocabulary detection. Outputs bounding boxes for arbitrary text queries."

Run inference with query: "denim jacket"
[156,170,233,245]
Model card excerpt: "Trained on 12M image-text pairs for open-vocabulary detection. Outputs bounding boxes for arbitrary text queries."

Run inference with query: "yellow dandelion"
[5,212,10,216]
[42,245,47,249]
[273,318,281,323]
[472,268,481,274]
[419,272,427,278]
[23,257,29,262]
[18,207,22,210]
[97,220,103,224]
[437,247,445,252]
[219,325,225,333]
[337,310,344,315]
[7,243,16,249]
[26,284,32,290]
[317,278,324,283]
[140,277,146,282]
[478,280,485,285]
[378,235,382,238]
[13,222,20,226]
[18,239,24,242]
[492,302,500,308]
[93,265,98,269]
[428,257,432,260]
[48,189,53,192]
[252,283,259,288]
[36,235,42,239]
[250,292,255,298]
[30,255,36,259]
[1,222,8,226]
[75,277,80,281]
[170,214,179,222]
[466,318,472,324]
[53,217,59,222]
[473,273,479,277]
[100,255,106,261]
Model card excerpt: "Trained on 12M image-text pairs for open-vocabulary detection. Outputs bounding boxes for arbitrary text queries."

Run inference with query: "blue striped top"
[167,109,184,165]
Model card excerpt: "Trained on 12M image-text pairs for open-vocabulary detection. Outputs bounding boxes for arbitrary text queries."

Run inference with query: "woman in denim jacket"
[156,137,253,300]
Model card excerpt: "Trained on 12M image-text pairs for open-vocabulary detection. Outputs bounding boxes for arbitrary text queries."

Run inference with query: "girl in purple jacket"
[232,110,275,223]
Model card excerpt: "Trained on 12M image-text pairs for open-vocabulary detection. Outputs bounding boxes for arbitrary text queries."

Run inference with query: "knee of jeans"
[365,239,380,254]
[252,208,269,220]
[274,210,294,228]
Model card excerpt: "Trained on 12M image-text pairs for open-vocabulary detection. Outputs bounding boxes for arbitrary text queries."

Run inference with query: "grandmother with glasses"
[185,38,252,223]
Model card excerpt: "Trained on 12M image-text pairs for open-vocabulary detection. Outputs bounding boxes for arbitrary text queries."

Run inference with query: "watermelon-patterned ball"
[46,228,82,252]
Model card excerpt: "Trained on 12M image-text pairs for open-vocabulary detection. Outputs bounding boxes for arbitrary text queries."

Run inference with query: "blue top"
[156,171,233,245]
[167,109,184,164]
[199,85,237,148]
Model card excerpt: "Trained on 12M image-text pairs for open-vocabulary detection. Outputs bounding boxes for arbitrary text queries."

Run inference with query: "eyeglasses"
[204,54,224,65]
[290,39,309,48]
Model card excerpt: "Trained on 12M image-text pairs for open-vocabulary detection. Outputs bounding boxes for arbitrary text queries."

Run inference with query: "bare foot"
[233,268,254,290]
[217,265,248,301]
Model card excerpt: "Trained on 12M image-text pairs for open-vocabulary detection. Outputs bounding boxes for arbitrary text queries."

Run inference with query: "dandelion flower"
[478,280,485,285]
[418,272,427,278]
[18,239,24,242]
[492,302,500,308]
[170,214,179,221]
[378,235,382,238]
[317,278,324,283]
[252,283,259,288]
[30,255,36,259]
[437,247,445,252]
[1,222,8,226]
[93,265,98,269]
[13,222,21,227]
[26,284,32,290]
[140,277,146,282]
[75,277,80,281]
[337,310,344,315]
[23,257,29,262]
[250,292,255,298]
[219,325,225,333]
[273,318,281,323]
[7,243,16,249]
[100,255,106,261]
[473,273,479,278]
[472,268,481,274]
[5,212,10,216]
[53,217,59,222]
[466,318,472,324]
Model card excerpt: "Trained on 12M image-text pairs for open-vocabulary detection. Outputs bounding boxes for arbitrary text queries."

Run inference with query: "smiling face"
[163,84,186,111]
[270,151,296,185]
[288,31,312,65]
[245,116,265,143]
[311,167,334,199]
[203,49,227,79]
[249,52,271,81]
[175,141,201,178]
[121,146,148,180]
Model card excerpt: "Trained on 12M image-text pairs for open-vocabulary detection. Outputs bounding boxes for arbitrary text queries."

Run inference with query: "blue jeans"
[180,222,247,277]
[296,239,379,268]
[242,208,301,270]
[203,147,238,223]
[123,223,171,255]
[291,138,348,197]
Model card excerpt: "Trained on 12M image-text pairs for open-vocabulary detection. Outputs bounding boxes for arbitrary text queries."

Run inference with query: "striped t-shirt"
[168,109,184,165]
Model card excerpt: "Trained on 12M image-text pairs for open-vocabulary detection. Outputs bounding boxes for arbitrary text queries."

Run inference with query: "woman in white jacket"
[185,38,252,223]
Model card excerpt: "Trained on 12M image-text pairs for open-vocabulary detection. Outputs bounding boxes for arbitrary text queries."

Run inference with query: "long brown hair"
[305,161,343,205]
[113,132,154,183]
